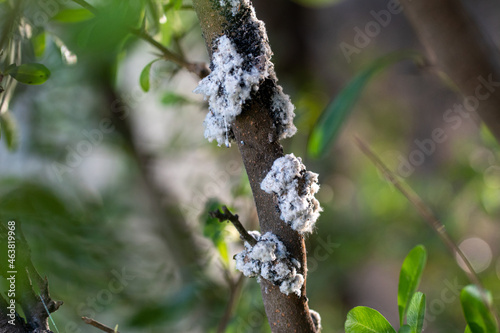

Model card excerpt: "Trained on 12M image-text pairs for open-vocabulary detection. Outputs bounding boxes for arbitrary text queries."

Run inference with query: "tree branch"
[209,206,257,246]
[192,1,316,332]
[401,0,500,142]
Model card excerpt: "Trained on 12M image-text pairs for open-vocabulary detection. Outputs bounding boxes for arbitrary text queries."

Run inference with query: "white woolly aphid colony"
[234,231,304,296]
[194,0,296,147]
[261,153,322,234]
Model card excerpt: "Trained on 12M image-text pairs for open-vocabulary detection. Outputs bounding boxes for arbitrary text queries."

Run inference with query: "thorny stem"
[82,317,119,333]
[70,0,209,79]
[354,136,499,320]
[209,206,257,246]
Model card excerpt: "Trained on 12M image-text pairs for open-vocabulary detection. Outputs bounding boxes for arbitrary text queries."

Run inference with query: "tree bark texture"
[402,0,500,142]
[192,1,317,332]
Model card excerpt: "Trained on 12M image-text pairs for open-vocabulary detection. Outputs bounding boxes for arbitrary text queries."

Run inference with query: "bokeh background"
[1,0,500,332]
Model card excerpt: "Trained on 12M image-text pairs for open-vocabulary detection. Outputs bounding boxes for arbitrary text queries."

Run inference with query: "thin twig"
[210,206,257,246]
[354,136,482,287]
[217,274,245,333]
[82,317,119,333]
[71,0,209,79]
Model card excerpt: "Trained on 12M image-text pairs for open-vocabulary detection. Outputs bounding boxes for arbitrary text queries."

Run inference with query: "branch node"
[209,205,257,246]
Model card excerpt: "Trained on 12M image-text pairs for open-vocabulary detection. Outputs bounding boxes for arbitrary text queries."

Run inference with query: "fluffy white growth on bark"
[261,153,322,234]
[194,35,265,147]
[195,1,297,147]
[309,309,322,332]
[271,85,297,139]
[219,0,249,16]
[234,231,304,296]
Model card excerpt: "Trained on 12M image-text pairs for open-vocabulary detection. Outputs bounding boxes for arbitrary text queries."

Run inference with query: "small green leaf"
[460,285,498,333]
[407,292,425,333]
[52,8,94,23]
[201,200,229,264]
[5,63,50,85]
[345,306,397,333]
[0,112,18,151]
[398,325,412,333]
[140,59,159,92]
[308,50,423,158]
[398,245,427,326]
[465,325,473,333]
[32,32,46,58]
[161,92,190,105]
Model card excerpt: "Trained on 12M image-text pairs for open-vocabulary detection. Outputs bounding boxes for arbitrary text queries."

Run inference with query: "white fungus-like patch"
[234,231,304,296]
[194,1,297,147]
[194,35,265,147]
[310,309,322,332]
[261,153,322,234]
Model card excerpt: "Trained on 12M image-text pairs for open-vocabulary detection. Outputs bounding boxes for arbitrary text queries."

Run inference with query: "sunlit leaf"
[173,0,183,10]
[465,325,473,333]
[460,285,498,333]
[407,292,425,333]
[345,306,396,333]
[32,32,46,58]
[0,111,18,150]
[52,8,94,23]
[398,245,427,326]
[140,59,160,92]
[4,63,50,85]
[308,51,423,158]
[201,199,229,264]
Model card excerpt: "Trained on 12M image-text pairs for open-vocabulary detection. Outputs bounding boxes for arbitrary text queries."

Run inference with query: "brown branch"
[192,0,316,332]
[82,317,119,333]
[401,0,500,142]
[210,206,257,246]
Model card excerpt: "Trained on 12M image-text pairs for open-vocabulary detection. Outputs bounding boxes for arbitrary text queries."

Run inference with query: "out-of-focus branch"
[82,317,119,333]
[402,0,500,142]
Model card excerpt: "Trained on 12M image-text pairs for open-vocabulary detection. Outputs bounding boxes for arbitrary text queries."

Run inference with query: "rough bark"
[402,0,500,142]
[192,1,317,332]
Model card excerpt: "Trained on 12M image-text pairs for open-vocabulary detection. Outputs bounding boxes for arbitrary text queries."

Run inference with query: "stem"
[354,136,481,285]
[71,0,209,79]
[209,206,257,246]
[82,317,119,333]
[216,274,245,333]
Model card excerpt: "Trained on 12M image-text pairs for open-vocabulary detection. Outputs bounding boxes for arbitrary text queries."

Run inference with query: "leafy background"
[1,0,499,332]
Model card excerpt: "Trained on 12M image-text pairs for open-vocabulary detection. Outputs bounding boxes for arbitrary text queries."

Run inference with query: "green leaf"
[308,50,423,158]
[398,325,412,333]
[345,306,397,333]
[201,200,229,265]
[407,292,425,333]
[161,92,190,105]
[398,245,427,326]
[172,0,183,10]
[465,326,473,333]
[52,8,94,23]
[0,112,18,151]
[5,63,50,85]
[32,32,46,58]
[460,285,498,333]
[140,59,159,92]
